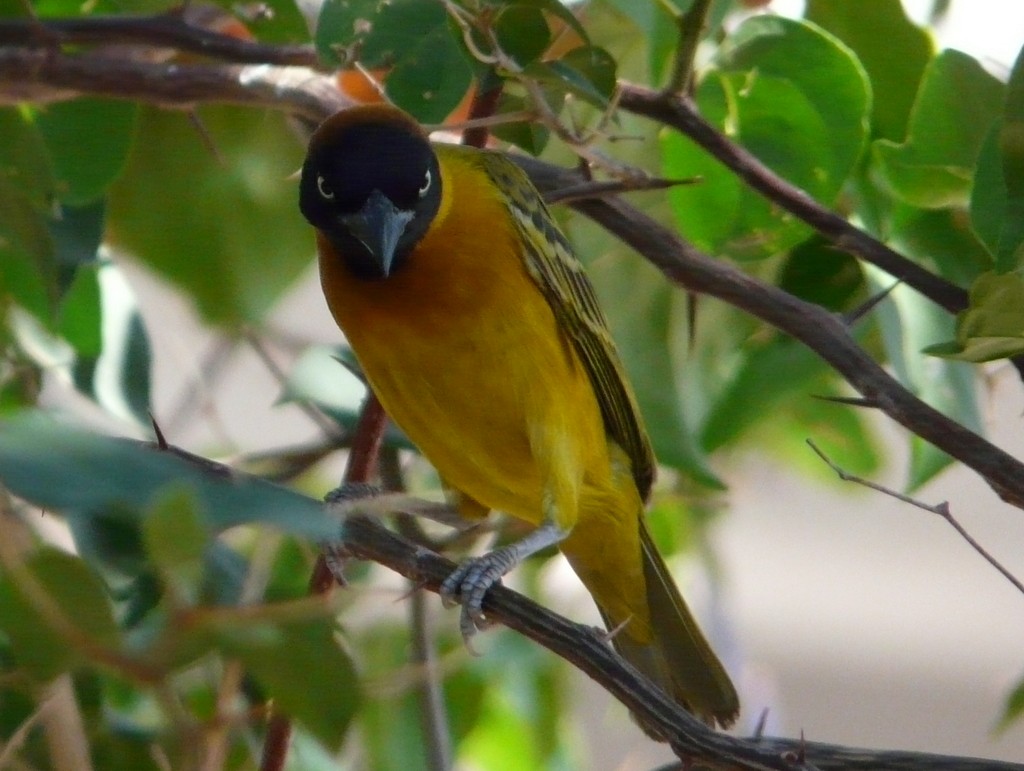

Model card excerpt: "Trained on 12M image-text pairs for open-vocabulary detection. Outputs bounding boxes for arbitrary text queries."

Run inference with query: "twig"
[0,13,319,67]
[514,156,1024,510]
[543,175,699,205]
[408,582,453,771]
[259,394,389,771]
[616,85,969,316]
[661,0,713,95]
[244,330,341,441]
[4,47,1024,508]
[806,439,1024,597]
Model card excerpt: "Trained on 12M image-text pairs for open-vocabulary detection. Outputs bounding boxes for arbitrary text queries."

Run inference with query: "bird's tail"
[598,520,739,730]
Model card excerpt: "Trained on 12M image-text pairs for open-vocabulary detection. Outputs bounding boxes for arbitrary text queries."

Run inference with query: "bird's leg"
[440,520,566,642]
[321,482,384,585]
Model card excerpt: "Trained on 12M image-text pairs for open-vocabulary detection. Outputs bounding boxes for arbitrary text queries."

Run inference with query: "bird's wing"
[474,150,656,500]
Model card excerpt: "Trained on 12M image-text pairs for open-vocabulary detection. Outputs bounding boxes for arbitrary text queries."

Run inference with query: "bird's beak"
[340,190,414,278]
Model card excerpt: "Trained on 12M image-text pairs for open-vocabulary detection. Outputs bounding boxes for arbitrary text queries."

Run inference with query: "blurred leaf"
[281,344,413,448]
[35,99,137,206]
[1000,673,1024,730]
[106,106,310,327]
[491,95,550,155]
[0,412,340,540]
[869,277,980,489]
[218,618,360,750]
[316,0,472,122]
[208,0,309,44]
[513,0,589,46]
[0,548,120,680]
[0,108,57,323]
[58,262,103,358]
[69,260,152,427]
[806,0,932,141]
[525,45,618,108]
[495,5,551,66]
[142,486,210,606]
[873,50,1003,209]
[587,252,722,487]
[700,336,830,452]
[778,236,865,311]
[926,272,1024,362]
[891,205,992,288]
[972,45,1024,272]
[48,199,105,293]
[665,16,870,260]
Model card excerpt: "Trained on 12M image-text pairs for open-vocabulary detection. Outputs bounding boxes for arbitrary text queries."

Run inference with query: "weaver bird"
[299,105,739,729]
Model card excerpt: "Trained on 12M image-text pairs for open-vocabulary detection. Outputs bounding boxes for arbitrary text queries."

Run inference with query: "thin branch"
[244,330,341,441]
[407,579,453,771]
[514,156,1024,510]
[543,175,699,205]
[0,13,319,67]
[662,0,713,95]
[807,439,1024,597]
[616,85,969,315]
[260,395,389,771]
[5,47,1024,509]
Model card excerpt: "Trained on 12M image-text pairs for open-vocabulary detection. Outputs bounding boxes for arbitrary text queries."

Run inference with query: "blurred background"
[8,0,1024,768]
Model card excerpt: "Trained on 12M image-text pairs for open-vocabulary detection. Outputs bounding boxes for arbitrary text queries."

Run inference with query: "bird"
[299,104,739,729]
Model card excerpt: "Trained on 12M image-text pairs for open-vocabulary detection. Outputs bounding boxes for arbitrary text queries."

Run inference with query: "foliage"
[1,0,1023,768]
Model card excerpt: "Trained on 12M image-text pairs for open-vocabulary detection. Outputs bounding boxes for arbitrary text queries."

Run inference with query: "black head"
[299,106,442,280]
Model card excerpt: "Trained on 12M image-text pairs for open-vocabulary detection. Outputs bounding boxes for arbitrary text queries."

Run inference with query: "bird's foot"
[439,520,566,645]
[320,482,384,586]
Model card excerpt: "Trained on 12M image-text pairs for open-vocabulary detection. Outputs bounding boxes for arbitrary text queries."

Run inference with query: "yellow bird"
[299,104,739,728]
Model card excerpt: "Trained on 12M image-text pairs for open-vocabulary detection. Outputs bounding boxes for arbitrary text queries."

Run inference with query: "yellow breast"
[317,146,609,524]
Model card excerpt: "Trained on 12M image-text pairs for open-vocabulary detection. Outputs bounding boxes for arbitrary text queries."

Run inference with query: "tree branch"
[0,13,319,66]
[514,156,1024,510]
[4,44,1024,507]
[616,84,969,316]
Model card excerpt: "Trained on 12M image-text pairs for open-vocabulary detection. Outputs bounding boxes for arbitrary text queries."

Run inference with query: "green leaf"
[999,673,1024,730]
[142,486,210,606]
[48,199,105,293]
[700,336,830,452]
[385,22,475,123]
[873,50,1004,209]
[926,271,1024,362]
[664,16,870,260]
[777,236,865,312]
[0,548,120,680]
[494,5,551,66]
[870,276,980,489]
[58,262,103,358]
[218,618,360,750]
[69,260,152,427]
[972,45,1024,272]
[490,95,550,155]
[0,108,57,323]
[106,106,311,327]
[806,0,932,141]
[316,0,473,122]
[35,99,137,205]
[512,0,589,46]
[526,45,618,108]
[0,412,341,541]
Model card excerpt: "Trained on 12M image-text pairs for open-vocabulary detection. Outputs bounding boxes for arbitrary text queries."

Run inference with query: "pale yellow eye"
[317,174,335,200]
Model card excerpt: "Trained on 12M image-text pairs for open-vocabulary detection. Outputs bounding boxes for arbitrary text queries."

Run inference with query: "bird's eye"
[316,174,335,200]
[418,169,432,198]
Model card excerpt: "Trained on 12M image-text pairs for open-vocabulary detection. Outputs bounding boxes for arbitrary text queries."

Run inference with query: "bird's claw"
[440,551,513,646]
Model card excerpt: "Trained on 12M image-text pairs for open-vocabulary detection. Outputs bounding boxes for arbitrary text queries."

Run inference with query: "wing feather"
[473,150,656,500]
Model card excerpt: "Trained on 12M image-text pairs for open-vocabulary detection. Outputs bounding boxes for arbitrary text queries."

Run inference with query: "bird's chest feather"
[318,218,598,516]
